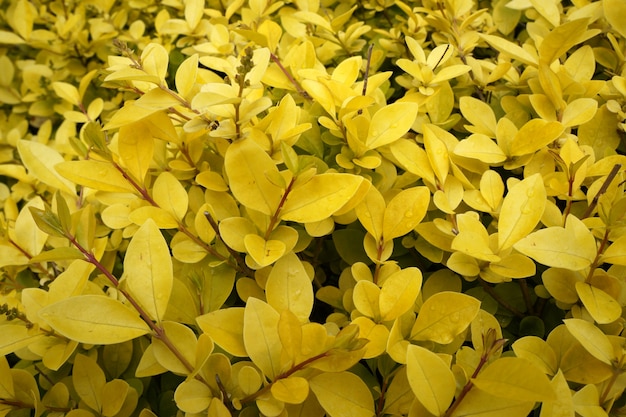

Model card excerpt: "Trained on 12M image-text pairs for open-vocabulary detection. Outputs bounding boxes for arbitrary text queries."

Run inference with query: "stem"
[478,279,525,318]
[518,279,534,315]
[582,164,622,219]
[585,229,611,283]
[264,176,296,241]
[269,53,311,101]
[66,234,198,376]
[240,351,329,404]
[562,174,575,226]
[203,211,255,278]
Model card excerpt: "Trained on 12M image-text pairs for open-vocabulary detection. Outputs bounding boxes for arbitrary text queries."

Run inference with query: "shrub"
[1,0,626,416]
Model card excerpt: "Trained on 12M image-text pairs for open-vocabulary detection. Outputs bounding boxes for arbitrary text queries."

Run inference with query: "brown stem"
[240,351,329,404]
[582,164,622,219]
[203,211,255,277]
[269,53,311,101]
[264,176,296,241]
[585,229,611,283]
[478,279,525,318]
[518,279,534,316]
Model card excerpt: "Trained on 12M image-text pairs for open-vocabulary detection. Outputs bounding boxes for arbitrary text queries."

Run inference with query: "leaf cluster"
[1,0,626,417]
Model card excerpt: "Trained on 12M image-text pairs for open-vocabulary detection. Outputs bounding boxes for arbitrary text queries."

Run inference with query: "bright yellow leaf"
[406,345,455,416]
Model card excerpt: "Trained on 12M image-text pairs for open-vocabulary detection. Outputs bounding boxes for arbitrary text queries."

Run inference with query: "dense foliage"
[1,0,626,416]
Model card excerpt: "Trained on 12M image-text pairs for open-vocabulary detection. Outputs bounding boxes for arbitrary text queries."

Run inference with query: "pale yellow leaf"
[17,140,75,194]
[265,252,314,322]
[406,345,455,416]
[309,372,375,417]
[38,295,151,344]
[243,298,282,379]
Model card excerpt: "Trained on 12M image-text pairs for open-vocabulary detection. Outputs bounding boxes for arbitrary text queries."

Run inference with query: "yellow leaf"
[153,321,197,375]
[153,171,188,221]
[509,119,565,156]
[424,124,450,185]
[498,173,546,251]
[174,379,211,414]
[604,0,626,38]
[352,316,389,359]
[141,43,169,83]
[56,160,137,193]
[244,234,286,267]
[38,295,151,344]
[353,280,381,320]
[538,18,594,65]
[73,354,105,412]
[243,298,282,379]
[309,372,374,417]
[17,140,75,194]
[539,370,574,417]
[12,197,47,257]
[196,308,246,357]
[379,267,422,322]
[460,96,497,136]
[452,212,500,263]
[382,187,430,241]
[224,138,282,215]
[0,356,13,398]
[561,98,597,128]
[575,282,621,324]
[366,102,419,149]
[601,235,626,265]
[541,268,582,304]
[579,104,621,156]
[472,357,556,402]
[389,139,437,185]
[406,345,455,416]
[0,325,45,356]
[488,254,536,279]
[564,319,617,365]
[118,121,154,184]
[129,206,179,229]
[514,215,597,270]
[411,292,481,344]
[278,309,302,361]
[101,379,129,417]
[512,336,558,375]
[450,386,534,417]
[281,173,365,223]
[479,33,537,66]
[124,219,173,323]
[454,134,507,164]
[265,252,314,322]
[0,30,25,44]
[52,81,80,105]
[271,377,309,404]
[355,187,385,241]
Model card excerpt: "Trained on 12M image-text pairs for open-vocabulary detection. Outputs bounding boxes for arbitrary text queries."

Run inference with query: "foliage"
[1,0,626,416]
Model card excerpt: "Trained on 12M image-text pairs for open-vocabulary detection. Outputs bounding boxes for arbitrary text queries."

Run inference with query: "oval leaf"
[406,345,456,416]
[38,295,151,344]
[309,372,375,417]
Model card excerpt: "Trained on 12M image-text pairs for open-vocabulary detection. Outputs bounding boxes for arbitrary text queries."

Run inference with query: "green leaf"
[280,173,365,223]
[309,372,375,417]
[564,319,617,365]
[265,252,314,322]
[243,298,282,379]
[514,215,597,270]
[73,354,106,412]
[411,292,481,344]
[472,357,556,402]
[124,219,173,323]
[38,295,151,344]
[365,102,418,149]
[406,345,455,416]
[224,138,282,215]
[575,282,621,324]
[498,174,546,251]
